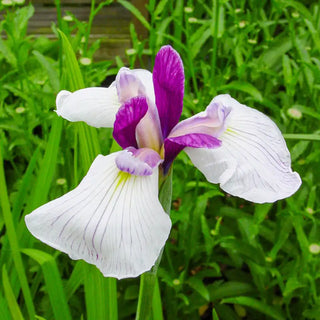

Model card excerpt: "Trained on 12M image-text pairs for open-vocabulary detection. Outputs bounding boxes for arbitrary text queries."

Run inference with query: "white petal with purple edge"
[56,85,120,128]
[185,94,301,203]
[25,152,171,279]
[116,68,155,104]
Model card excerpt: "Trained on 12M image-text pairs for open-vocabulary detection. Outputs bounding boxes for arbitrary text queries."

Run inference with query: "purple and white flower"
[25,46,301,279]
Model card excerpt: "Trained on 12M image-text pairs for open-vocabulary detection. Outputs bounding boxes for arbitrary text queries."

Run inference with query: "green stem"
[135,170,173,320]
[135,270,158,320]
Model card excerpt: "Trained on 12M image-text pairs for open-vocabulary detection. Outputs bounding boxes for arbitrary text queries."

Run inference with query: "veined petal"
[56,85,120,128]
[116,67,155,104]
[25,152,171,279]
[153,45,184,138]
[185,94,301,203]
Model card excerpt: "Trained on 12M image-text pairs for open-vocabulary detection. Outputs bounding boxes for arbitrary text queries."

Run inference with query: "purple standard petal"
[153,45,185,138]
[113,97,148,149]
[116,147,163,176]
[163,133,221,174]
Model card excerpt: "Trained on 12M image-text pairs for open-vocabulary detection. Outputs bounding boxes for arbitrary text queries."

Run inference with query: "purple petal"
[169,101,230,138]
[153,45,185,138]
[163,133,221,174]
[116,147,163,176]
[113,97,148,149]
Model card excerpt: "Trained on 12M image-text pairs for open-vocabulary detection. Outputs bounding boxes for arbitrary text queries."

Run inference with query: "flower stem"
[135,169,173,320]
[135,269,157,320]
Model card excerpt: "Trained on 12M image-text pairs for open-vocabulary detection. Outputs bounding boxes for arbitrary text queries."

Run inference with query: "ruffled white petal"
[185,94,301,203]
[25,152,171,279]
[56,84,120,128]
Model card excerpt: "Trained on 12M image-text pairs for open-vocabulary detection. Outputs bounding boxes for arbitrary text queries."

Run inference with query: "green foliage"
[0,0,320,320]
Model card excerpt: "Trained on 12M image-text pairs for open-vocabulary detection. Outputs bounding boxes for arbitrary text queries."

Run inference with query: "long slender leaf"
[221,296,285,320]
[0,144,35,319]
[2,265,25,320]
[21,249,72,320]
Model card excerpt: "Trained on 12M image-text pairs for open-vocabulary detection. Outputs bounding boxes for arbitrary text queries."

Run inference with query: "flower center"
[135,102,163,154]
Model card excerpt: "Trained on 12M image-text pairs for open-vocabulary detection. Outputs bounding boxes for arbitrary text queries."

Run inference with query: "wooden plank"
[2,1,149,62]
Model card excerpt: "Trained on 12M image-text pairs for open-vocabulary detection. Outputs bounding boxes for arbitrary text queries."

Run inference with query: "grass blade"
[2,265,25,320]
[22,249,72,320]
[0,144,36,319]
[221,296,285,320]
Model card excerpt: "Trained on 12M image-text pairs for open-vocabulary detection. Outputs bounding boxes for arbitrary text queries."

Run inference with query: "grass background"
[0,0,320,319]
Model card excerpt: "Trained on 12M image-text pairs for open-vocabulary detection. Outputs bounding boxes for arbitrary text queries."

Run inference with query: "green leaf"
[33,50,60,92]
[220,239,265,265]
[290,140,310,162]
[283,277,305,297]
[83,264,117,320]
[218,81,263,102]
[209,282,256,301]
[118,0,151,30]
[25,117,63,213]
[154,0,169,18]
[58,30,84,90]
[65,261,84,301]
[2,265,25,320]
[187,277,210,301]
[221,296,285,320]
[22,249,71,320]
[0,144,35,319]
[0,38,17,67]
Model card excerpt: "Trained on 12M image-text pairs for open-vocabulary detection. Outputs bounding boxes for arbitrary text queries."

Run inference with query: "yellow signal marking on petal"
[224,127,238,136]
[115,171,131,191]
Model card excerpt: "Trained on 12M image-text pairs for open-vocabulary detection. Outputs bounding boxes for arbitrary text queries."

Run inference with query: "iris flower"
[25,46,301,279]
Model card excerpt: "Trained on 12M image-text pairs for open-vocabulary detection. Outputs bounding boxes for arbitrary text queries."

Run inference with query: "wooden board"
[1,1,148,61]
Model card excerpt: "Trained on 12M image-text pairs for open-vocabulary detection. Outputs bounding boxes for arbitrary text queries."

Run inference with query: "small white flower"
[248,39,257,44]
[15,107,25,114]
[238,20,246,28]
[305,207,314,214]
[309,244,320,255]
[291,11,299,18]
[126,48,137,56]
[63,15,73,22]
[287,108,302,120]
[184,7,193,13]
[79,57,92,66]
[188,17,198,23]
[56,178,67,185]
[2,0,13,6]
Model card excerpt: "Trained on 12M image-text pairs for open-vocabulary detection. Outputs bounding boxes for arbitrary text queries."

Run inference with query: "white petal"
[56,84,120,128]
[185,94,301,203]
[116,68,155,104]
[25,152,171,279]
